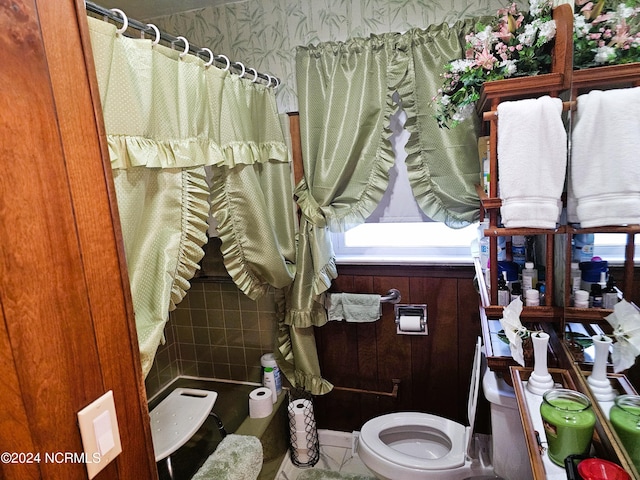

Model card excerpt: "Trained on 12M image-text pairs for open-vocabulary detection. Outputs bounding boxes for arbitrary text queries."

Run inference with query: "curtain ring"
[274,77,281,88]
[145,23,161,46]
[200,48,214,67]
[110,8,128,34]
[234,61,246,78]
[173,36,189,58]
[248,68,258,83]
[265,74,273,87]
[215,54,230,71]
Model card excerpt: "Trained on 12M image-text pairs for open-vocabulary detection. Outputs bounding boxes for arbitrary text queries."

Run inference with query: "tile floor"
[275,430,376,480]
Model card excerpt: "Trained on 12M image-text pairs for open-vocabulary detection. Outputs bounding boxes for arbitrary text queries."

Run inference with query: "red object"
[578,458,632,480]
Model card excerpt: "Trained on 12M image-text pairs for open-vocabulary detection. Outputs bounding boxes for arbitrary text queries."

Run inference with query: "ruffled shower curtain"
[286,21,481,393]
[88,17,295,377]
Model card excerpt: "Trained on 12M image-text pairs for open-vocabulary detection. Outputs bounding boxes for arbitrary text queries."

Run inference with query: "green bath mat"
[296,470,376,480]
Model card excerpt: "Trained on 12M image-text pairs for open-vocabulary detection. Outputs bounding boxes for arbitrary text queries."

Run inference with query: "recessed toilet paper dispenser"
[394,304,427,335]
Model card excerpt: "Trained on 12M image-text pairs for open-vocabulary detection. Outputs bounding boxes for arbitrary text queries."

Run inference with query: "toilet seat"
[359,411,468,470]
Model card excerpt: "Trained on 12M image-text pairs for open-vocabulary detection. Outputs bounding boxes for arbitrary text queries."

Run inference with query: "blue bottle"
[573,234,594,263]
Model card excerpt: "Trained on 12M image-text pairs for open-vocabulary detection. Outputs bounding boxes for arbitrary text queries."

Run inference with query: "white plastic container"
[525,289,540,306]
[570,262,581,297]
[261,353,282,395]
[478,221,490,273]
[521,262,538,292]
[574,289,590,308]
[263,367,278,403]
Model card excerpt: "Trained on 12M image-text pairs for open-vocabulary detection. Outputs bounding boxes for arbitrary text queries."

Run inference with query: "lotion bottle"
[263,367,278,403]
[522,262,538,292]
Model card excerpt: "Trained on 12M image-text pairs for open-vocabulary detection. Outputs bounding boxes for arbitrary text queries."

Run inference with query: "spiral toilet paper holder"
[394,304,428,335]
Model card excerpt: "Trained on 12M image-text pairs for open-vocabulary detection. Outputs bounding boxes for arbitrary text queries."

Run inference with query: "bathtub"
[148,376,288,480]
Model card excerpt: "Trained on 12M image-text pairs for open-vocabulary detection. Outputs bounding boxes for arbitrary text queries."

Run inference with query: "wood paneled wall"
[0,1,156,479]
[313,265,491,433]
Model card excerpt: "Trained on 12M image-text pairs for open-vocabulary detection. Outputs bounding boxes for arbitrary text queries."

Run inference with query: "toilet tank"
[482,369,533,480]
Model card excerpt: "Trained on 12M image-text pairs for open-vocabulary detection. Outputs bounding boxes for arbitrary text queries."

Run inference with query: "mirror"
[564,0,640,473]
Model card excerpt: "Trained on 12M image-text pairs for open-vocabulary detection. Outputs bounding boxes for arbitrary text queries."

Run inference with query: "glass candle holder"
[610,394,640,472]
[540,389,596,466]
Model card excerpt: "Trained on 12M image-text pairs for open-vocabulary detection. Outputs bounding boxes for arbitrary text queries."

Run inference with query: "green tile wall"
[145,277,278,399]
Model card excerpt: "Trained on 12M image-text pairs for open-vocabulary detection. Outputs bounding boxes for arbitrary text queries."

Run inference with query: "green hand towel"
[325,293,381,322]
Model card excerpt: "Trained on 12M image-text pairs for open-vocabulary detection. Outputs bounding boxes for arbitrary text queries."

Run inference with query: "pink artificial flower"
[610,21,631,48]
[583,0,606,21]
[580,2,594,14]
[475,48,497,70]
[515,14,524,30]
[497,2,518,17]
[496,19,513,41]
[592,13,613,24]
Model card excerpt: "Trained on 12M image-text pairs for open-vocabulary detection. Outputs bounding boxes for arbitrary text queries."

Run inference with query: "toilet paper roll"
[249,387,273,419]
[287,399,314,432]
[291,429,313,450]
[287,399,313,417]
[398,315,422,332]
[294,449,311,464]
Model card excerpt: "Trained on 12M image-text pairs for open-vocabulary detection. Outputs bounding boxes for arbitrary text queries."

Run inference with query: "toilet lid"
[466,337,483,458]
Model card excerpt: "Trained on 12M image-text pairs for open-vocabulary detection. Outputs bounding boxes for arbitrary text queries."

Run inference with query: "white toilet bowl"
[357,338,495,480]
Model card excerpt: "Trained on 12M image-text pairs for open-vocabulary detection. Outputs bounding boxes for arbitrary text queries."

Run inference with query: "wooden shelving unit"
[476,20,640,473]
[477,4,573,312]
[563,64,640,322]
[477,11,640,396]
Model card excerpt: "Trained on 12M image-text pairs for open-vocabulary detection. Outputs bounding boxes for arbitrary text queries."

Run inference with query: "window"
[331,99,477,265]
[593,233,640,265]
[332,222,478,265]
[331,100,640,266]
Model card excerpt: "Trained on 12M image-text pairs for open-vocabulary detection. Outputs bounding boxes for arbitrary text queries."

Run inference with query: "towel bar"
[333,379,401,398]
[483,100,575,121]
[380,289,401,304]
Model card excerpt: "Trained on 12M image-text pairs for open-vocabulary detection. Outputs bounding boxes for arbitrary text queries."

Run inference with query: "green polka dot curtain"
[290,23,481,335]
[88,17,295,378]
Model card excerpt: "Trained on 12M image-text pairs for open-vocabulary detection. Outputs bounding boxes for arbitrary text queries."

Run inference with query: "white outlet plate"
[77,390,122,479]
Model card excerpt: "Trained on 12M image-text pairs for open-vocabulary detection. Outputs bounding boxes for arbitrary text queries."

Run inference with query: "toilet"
[356,337,497,480]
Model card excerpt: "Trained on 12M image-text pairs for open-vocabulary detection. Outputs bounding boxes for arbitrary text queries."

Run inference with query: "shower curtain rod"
[84,1,280,88]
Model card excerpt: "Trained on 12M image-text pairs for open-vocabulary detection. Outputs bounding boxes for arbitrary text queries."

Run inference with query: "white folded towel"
[568,86,640,227]
[324,293,381,322]
[497,96,567,228]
